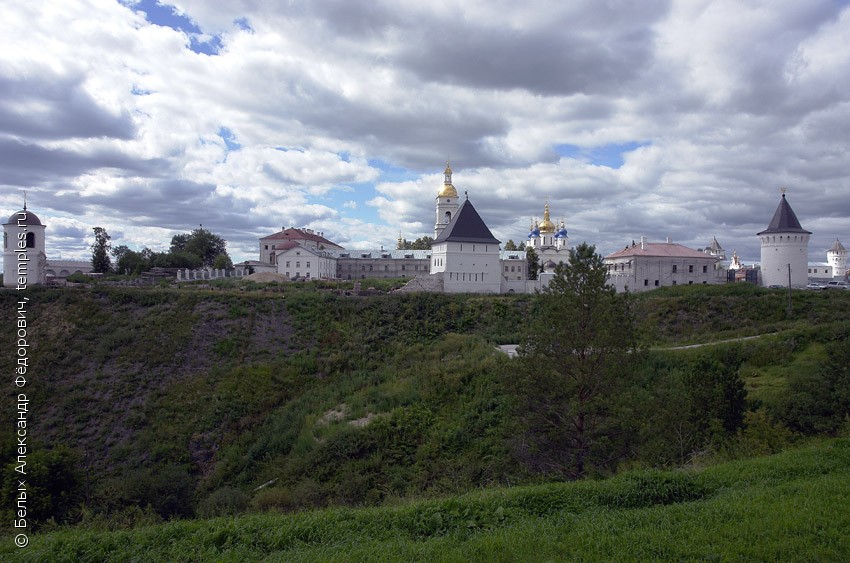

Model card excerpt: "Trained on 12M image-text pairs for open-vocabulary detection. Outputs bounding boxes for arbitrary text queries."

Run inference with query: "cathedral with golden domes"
[525,200,572,275]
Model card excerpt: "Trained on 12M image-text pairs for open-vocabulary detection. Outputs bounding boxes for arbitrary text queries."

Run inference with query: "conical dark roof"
[829,239,846,252]
[757,194,811,235]
[432,198,500,245]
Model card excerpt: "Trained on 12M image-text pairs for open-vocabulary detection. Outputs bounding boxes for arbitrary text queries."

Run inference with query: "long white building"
[604,237,723,292]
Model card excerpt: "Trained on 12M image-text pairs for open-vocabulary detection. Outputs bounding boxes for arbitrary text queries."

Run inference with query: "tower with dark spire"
[757,190,811,287]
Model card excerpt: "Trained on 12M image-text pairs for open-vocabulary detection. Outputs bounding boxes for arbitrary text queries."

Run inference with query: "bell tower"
[3,200,47,287]
[434,161,459,238]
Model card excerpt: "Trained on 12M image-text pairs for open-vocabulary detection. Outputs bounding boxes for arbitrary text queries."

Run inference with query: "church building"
[3,204,92,286]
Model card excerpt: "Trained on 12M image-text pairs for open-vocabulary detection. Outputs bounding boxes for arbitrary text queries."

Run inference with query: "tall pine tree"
[517,242,635,478]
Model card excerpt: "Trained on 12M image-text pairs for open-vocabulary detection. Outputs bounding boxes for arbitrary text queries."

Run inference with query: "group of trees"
[515,243,749,478]
[397,236,434,250]
[90,227,232,275]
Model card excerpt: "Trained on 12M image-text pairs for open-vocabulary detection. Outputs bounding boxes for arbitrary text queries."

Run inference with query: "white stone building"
[431,196,503,293]
[335,249,431,280]
[3,205,91,287]
[757,193,811,287]
[275,242,337,280]
[259,227,344,266]
[826,239,847,279]
[604,237,723,292]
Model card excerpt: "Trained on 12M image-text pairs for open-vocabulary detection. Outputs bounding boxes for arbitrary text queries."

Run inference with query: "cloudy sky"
[2,0,850,267]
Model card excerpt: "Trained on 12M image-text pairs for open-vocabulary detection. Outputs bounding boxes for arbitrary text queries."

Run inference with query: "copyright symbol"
[14,534,28,548]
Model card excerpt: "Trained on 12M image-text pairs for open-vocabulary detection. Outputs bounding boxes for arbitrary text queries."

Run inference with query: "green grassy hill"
[1,281,848,534]
[4,439,848,561]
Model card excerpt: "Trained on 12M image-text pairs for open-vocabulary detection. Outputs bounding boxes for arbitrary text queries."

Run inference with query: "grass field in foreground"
[4,438,849,562]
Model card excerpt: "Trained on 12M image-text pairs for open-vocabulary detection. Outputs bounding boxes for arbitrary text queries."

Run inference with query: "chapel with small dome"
[3,201,92,287]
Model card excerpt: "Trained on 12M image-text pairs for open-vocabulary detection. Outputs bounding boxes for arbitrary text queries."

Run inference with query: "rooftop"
[261,227,343,249]
[433,199,500,245]
[757,194,811,235]
[605,242,719,260]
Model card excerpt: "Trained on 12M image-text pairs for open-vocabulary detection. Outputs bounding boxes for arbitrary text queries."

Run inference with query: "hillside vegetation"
[1,281,849,532]
[3,439,848,561]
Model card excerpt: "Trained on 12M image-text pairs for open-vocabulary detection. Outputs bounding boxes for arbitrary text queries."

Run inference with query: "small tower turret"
[827,239,847,279]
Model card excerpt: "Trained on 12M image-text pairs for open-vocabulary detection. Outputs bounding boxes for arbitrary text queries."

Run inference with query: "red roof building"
[258,228,344,265]
[604,237,723,292]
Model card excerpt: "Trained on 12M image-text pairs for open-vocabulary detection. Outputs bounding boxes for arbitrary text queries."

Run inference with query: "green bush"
[1,445,83,529]
[197,487,250,518]
[98,464,195,520]
[779,337,850,435]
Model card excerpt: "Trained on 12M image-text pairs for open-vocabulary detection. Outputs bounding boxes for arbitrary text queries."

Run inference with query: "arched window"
[26,232,35,248]
[445,211,451,223]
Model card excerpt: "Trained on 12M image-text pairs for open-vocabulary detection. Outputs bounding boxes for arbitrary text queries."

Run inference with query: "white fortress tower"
[827,239,847,279]
[757,192,811,287]
[3,203,47,287]
[434,162,459,239]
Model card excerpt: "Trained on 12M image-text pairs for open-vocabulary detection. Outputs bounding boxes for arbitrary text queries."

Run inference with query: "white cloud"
[1,0,849,269]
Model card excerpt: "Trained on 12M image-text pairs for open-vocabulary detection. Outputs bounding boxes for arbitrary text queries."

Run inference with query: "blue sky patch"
[555,141,649,169]
[368,159,420,183]
[323,182,382,225]
[127,0,223,55]
[234,17,253,32]
[131,85,151,96]
[218,127,241,151]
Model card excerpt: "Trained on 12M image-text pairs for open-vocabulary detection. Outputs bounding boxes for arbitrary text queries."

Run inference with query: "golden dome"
[438,162,458,197]
[538,202,555,233]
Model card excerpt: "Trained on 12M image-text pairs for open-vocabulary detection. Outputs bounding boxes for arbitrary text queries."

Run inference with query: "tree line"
[90,226,233,274]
